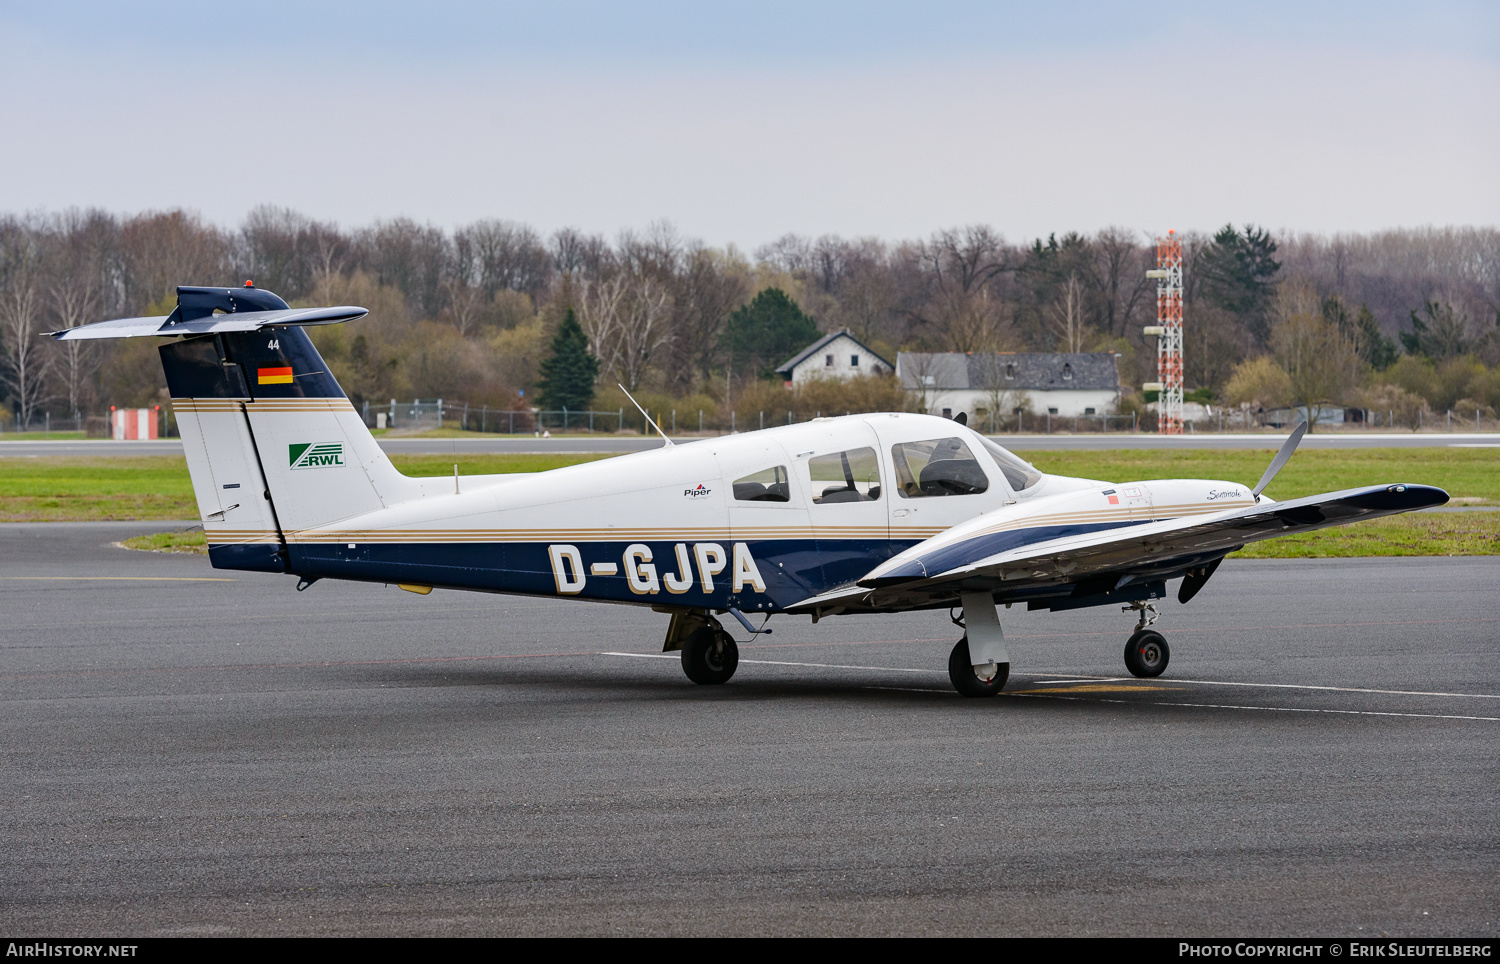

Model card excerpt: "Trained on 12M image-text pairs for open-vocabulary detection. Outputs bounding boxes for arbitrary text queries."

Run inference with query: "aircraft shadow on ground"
[347,659,1269,719]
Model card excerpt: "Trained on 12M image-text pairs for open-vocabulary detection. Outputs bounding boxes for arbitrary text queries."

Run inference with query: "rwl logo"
[684,483,712,498]
[289,442,345,470]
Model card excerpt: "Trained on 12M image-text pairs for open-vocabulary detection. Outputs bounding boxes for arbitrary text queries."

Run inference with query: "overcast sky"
[1,1,1495,246]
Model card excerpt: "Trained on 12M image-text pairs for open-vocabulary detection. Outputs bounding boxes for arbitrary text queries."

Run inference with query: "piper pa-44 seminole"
[55,285,1449,696]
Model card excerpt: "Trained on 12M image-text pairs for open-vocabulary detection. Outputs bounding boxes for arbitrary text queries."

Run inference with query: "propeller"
[1251,420,1307,500]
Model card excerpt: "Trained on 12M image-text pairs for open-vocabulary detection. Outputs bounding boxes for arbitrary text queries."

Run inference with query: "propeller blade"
[1252,420,1307,498]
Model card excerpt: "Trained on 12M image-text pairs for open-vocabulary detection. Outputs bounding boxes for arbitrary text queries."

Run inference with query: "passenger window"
[733,465,790,502]
[891,437,990,498]
[808,447,881,503]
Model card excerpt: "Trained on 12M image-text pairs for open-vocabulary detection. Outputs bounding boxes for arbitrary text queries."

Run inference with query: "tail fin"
[56,285,413,572]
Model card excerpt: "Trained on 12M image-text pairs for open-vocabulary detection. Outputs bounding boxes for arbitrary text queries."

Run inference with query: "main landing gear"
[1122,602,1170,678]
[682,625,739,684]
[668,614,740,685]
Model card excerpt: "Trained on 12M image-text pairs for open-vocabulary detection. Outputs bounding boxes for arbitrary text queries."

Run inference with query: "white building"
[774,331,894,386]
[898,352,1121,418]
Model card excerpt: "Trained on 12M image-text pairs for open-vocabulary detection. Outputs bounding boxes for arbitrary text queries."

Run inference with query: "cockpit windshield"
[972,433,1044,491]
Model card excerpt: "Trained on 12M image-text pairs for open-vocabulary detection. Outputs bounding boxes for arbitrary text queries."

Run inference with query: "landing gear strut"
[1122,601,1169,678]
[681,624,739,685]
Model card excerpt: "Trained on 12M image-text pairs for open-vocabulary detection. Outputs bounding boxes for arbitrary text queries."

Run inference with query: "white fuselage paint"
[177,408,1259,608]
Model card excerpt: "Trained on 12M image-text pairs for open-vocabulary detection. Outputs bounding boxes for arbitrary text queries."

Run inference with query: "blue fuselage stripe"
[209,520,1152,610]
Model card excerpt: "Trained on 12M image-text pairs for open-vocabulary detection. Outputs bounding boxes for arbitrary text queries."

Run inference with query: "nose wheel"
[1124,630,1170,678]
[1121,600,1169,678]
[947,636,1009,697]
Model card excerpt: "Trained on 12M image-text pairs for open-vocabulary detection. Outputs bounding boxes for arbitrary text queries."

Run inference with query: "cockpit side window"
[974,434,1043,491]
[808,447,882,503]
[733,465,790,502]
[891,437,990,498]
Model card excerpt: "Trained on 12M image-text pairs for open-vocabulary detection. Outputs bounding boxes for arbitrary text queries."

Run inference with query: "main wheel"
[1123,630,1169,678]
[947,636,1009,697]
[681,626,739,685]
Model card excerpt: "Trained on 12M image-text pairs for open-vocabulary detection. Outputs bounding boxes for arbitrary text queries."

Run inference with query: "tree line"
[0,206,1496,430]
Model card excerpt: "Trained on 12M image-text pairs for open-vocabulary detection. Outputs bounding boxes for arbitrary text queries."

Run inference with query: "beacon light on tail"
[54,285,1450,697]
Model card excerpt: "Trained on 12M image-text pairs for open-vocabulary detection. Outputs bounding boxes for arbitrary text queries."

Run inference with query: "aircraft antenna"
[618,384,674,447]
[1143,231,1184,435]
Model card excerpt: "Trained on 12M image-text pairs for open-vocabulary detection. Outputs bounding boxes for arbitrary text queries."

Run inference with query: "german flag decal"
[258,366,294,385]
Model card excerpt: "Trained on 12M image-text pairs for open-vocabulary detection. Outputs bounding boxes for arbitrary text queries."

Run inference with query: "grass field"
[5,447,1496,557]
[0,454,615,522]
[1011,447,1499,504]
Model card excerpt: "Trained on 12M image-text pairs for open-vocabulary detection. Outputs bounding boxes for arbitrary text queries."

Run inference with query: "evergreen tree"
[1323,295,1398,370]
[535,307,599,411]
[1401,300,1470,361]
[721,287,821,378]
[1198,224,1281,343]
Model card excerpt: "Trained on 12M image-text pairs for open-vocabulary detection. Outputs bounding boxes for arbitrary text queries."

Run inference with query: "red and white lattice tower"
[1145,231,1184,435]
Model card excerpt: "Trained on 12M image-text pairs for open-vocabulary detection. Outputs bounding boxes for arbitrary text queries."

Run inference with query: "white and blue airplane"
[55,285,1449,696]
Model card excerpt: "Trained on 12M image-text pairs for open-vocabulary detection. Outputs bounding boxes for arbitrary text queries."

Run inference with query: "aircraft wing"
[785,483,1447,615]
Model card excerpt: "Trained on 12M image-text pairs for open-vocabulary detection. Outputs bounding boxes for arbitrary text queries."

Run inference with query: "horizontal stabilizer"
[51,305,367,341]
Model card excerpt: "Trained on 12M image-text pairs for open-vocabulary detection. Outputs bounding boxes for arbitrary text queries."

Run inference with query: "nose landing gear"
[1122,601,1170,678]
[947,636,1010,696]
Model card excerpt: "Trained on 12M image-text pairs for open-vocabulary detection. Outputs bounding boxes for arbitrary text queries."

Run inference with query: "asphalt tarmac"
[1,523,1497,936]
[4,431,1499,457]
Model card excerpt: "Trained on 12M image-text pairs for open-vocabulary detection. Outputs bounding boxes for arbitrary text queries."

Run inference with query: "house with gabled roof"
[897,351,1121,418]
[774,331,895,386]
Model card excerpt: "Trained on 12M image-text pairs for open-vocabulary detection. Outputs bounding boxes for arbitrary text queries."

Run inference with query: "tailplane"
[55,284,414,572]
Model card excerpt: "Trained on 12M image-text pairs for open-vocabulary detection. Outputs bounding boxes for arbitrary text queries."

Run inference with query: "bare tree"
[121,210,231,312]
[1047,273,1087,353]
[445,229,486,337]
[614,276,673,392]
[971,353,1030,429]
[664,243,749,392]
[912,226,1013,351]
[550,228,611,279]
[830,239,897,346]
[1087,227,1154,338]
[355,218,450,319]
[900,352,947,414]
[577,273,674,392]
[44,209,119,419]
[577,274,628,380]
[755,234,813,275]
[1271,284,1359,430]
[0,219,50,426]
[459,220,553,299]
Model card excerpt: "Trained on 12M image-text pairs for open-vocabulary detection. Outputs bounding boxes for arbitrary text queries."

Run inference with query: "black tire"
[1124,630,1170,678]
[947,636,1009,697]
[681,626,739,685]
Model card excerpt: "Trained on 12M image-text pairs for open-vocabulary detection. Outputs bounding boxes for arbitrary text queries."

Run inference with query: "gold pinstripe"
[204,499,1255,546]
[172,398,356,413]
